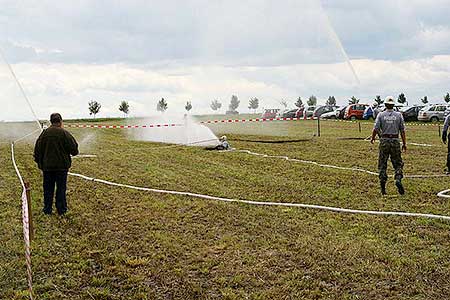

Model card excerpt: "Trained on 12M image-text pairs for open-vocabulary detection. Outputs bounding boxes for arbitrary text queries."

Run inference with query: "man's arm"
[33,133,43,169]
[399,114,406,151]
[65,131,79,156]
[443,116,450,143]
[371,114,381,144]
[401,130,407,151]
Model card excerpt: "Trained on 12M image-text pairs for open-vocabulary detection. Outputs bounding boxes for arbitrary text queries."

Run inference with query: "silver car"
[418,104,449,122]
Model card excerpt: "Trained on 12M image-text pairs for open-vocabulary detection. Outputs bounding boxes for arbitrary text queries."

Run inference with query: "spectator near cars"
[336,106,347,119]
[363,105,376,120]
[418,104,449,122]
[344,104,369,120]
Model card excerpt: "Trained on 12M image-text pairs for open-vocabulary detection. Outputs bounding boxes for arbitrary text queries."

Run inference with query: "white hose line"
[13,128,42,144]
[68,172,450,221]
[437,190,450,198]
[233,149,450,179]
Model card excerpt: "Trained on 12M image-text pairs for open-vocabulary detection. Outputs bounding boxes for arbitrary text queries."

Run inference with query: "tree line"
[87,92,450,118]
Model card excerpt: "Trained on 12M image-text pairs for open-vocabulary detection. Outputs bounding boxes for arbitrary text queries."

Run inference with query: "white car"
[418,104,449,122]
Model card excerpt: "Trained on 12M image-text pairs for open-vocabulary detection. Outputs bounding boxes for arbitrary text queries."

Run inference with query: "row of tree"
[87,92,450,118]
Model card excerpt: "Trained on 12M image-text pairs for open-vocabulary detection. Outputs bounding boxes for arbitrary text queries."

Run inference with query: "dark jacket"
[34,126,79,171]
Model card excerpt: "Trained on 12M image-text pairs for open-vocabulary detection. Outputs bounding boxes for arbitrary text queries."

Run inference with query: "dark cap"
[50,113,62,124]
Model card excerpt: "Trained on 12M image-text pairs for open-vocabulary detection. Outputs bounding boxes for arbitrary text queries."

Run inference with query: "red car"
[344,104,369,120]
[262,109,280,118]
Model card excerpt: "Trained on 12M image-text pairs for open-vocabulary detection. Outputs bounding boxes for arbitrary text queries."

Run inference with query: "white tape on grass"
[69,172,450,221]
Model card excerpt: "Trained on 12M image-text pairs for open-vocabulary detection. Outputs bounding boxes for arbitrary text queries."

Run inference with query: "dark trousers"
[43,171,68,215]
[378,139,404,183]
[447,138,450,171]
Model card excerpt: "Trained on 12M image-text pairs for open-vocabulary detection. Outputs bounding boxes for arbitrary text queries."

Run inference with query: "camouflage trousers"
[378,138,404,183]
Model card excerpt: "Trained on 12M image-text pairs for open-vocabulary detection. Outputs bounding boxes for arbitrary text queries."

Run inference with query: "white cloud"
[1,55,449,121]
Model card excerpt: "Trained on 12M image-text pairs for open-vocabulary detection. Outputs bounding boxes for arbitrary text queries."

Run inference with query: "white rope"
[232,149,450,179]
[68,172,450,221]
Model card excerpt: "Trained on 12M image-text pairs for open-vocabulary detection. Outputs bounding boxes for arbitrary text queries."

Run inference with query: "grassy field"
[2,117,450,299]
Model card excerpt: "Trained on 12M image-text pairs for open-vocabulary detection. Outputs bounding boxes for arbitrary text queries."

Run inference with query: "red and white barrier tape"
[11,143,34,300]
[64,117,443,129]
[69,171,450,221]
[199,116,317,124]
[65,123,183,129]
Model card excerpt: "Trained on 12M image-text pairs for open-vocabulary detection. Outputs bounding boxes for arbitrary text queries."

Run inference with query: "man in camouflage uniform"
[371,96,407,195]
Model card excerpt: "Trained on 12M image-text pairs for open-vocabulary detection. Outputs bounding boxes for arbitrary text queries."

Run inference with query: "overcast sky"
[1,0,450,120]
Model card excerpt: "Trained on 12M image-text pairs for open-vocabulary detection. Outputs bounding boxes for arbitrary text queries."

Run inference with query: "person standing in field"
[370,96,407,195]
[442,114,450,174]
[34,113,79,215]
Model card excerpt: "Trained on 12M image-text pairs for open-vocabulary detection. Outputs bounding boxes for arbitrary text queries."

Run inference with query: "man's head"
[220,135,227,142]
[384,96,396,110]
[50,113,63,127]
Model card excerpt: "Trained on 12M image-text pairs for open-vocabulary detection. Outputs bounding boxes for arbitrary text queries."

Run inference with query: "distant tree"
[119,100,130,117]
[157,98,168,112]
[228,95,240,112]
[280,100,288,108]
[295,97,303,108]
[185,101,192,112]
[398,93,407,104]
[88,100,101,119]
[445,93,450,103]
[421,96,428,104]
[307,95,317,106]
[374,95,383,106]
[210,99,222,111]
[348,96,360,104]
[248,97,259,113]
[326,96,336,106]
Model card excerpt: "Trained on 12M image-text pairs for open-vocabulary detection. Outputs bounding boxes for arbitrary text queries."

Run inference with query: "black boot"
[395,179,405,195]
[380,182,387,195]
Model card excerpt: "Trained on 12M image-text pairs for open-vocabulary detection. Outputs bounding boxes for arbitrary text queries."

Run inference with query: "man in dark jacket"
[34,113,79,215]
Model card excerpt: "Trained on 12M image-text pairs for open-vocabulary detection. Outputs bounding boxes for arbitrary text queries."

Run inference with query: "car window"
[438,106,446,111]
[429,107,436,111]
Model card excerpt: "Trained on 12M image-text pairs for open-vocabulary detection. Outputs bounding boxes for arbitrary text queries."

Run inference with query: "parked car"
[321,107,341,119]
[280,108,302,118]
[336,106,347,119]
[226,110,239,115]
[304,106,316,118]
[261,109,280,118]
[344,104,369,120]
[313,105,338,118]
[400,106,424,122]
[418,104,449,122]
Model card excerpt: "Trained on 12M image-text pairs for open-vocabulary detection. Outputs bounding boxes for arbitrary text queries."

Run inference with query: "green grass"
[1,119,450,299]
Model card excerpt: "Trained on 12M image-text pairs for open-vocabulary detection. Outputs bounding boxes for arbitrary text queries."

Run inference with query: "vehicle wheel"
[331,116,336,119]
[350,116,357,121]
[431,116,439,123]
